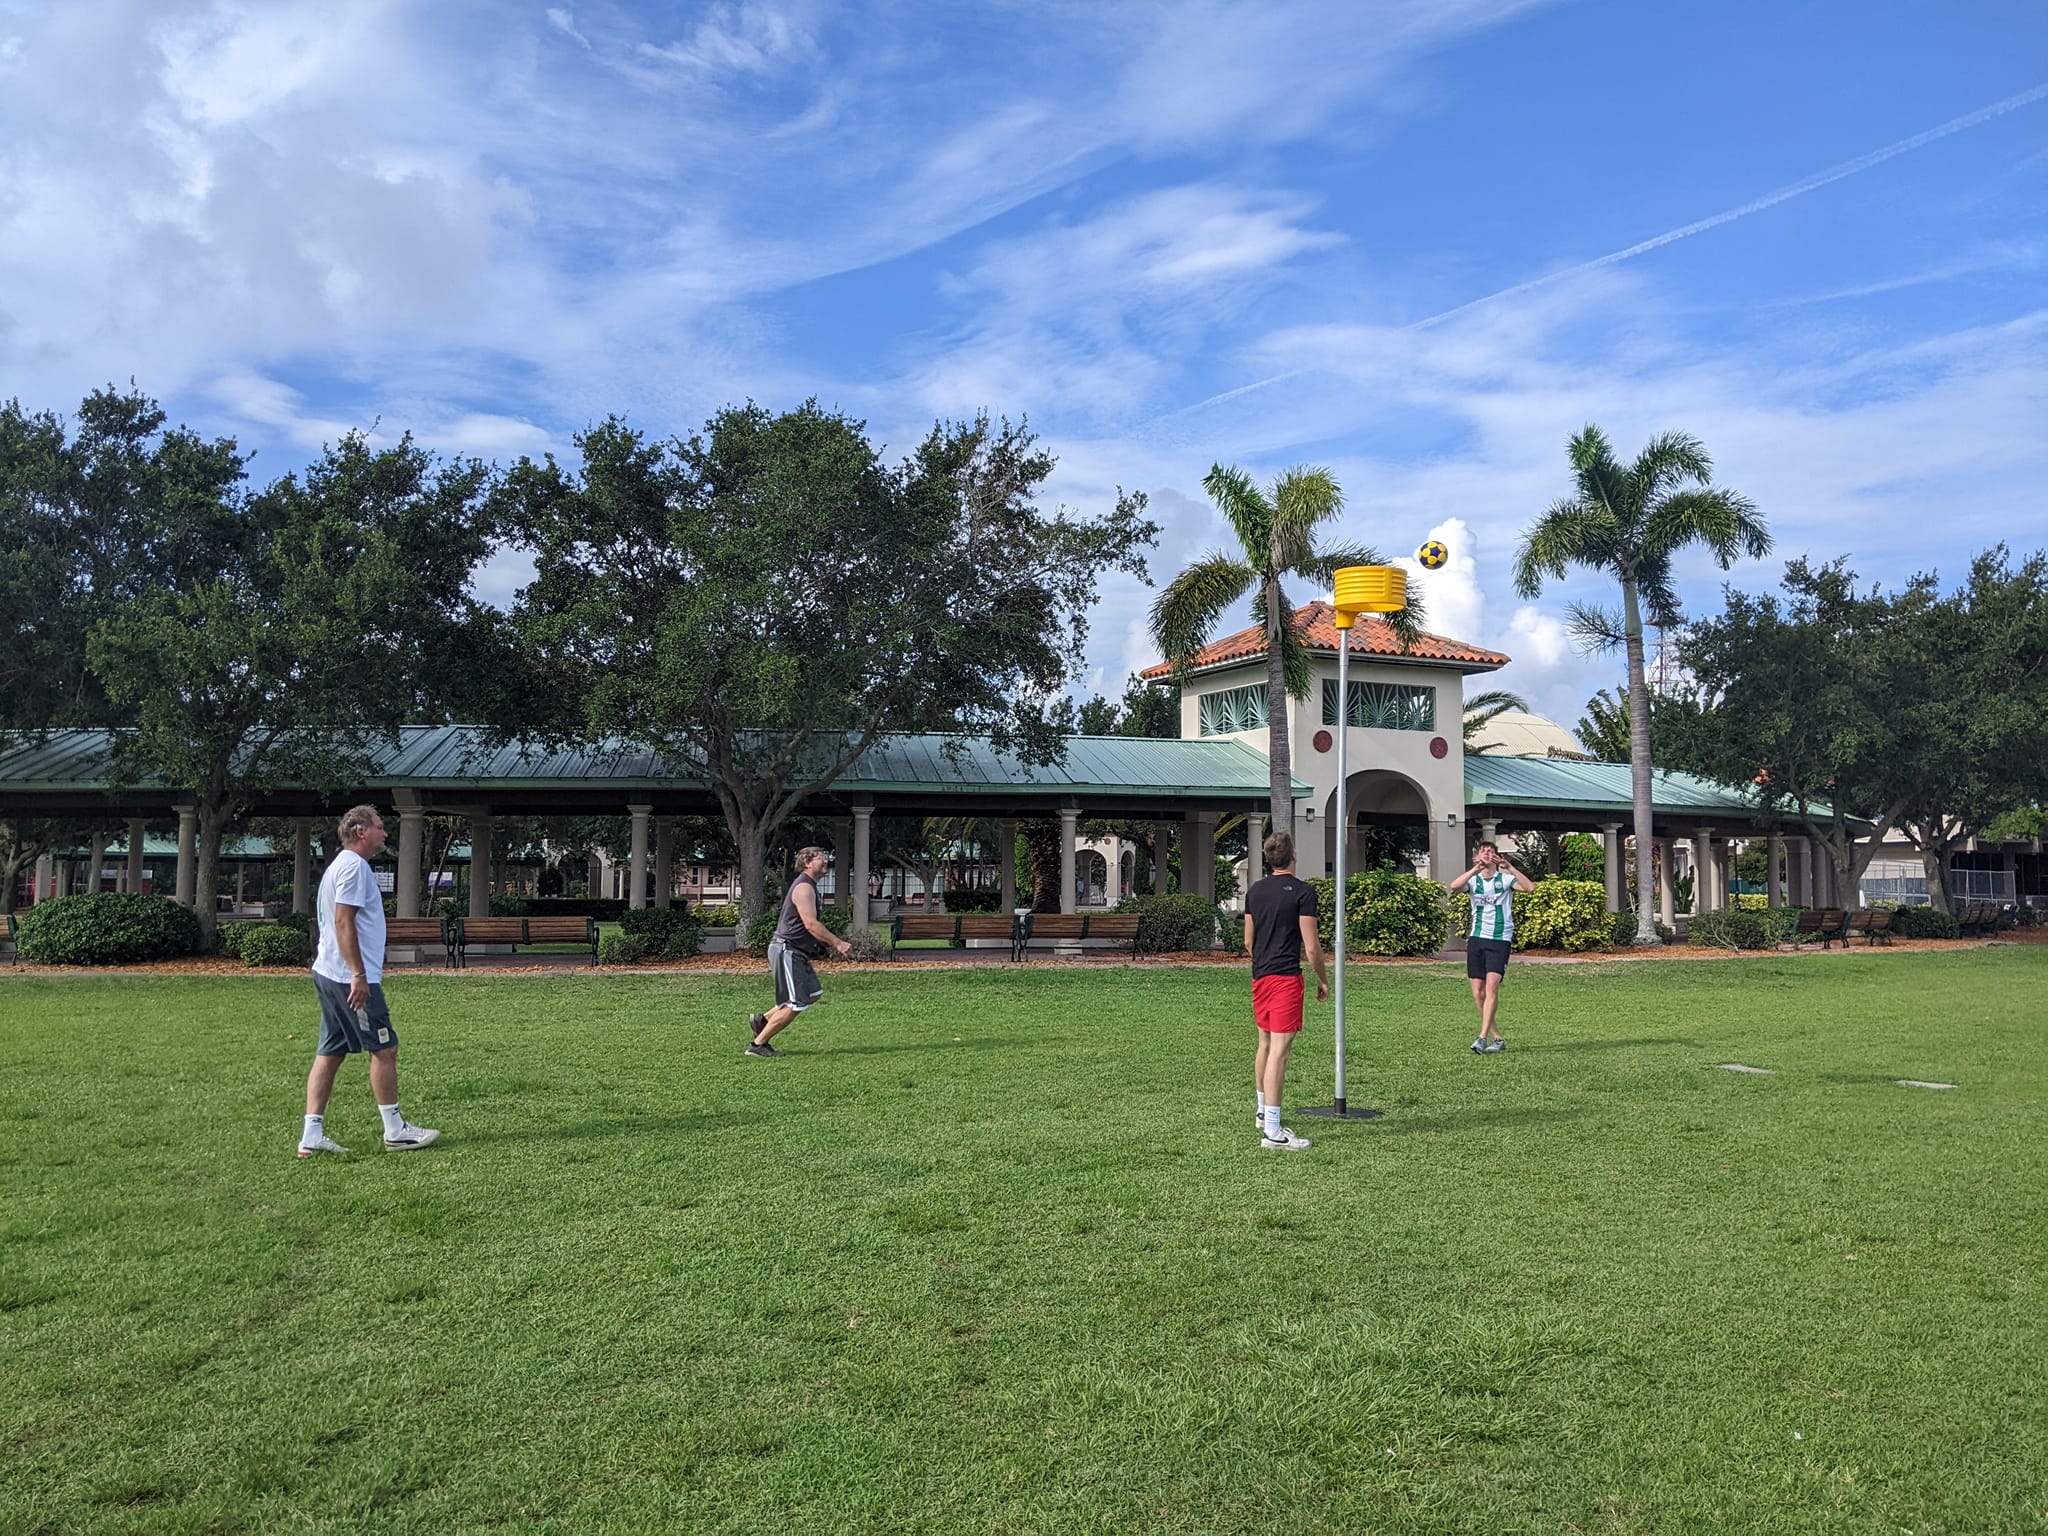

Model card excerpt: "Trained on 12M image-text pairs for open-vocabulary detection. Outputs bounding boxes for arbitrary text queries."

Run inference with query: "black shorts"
[313,975,398,1055]
[1466,938,1512,979]
[768,939,824,1012]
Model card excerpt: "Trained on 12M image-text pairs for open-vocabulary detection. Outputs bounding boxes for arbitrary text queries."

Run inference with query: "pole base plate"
[1297,1103,1383,1120]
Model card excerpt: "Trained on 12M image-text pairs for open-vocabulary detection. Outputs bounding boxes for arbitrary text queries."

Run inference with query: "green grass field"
[3,950,2043,1535]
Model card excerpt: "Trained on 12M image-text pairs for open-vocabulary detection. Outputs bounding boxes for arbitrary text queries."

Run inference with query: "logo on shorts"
[377,1028,391,1044]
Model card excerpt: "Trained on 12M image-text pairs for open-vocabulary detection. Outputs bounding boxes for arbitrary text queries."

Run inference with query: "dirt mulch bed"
[2,936,2020,980]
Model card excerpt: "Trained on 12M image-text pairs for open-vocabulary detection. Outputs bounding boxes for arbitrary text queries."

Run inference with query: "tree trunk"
[195,799,231,947]
[1265,570,1294,832]
[734,821,771,925]
[1620,577,1662,945]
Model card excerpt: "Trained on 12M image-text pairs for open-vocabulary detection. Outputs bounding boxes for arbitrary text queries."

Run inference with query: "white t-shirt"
[313,849,387,986]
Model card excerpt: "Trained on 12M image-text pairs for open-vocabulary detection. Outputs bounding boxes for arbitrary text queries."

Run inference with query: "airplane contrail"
[1164,81,2048,418]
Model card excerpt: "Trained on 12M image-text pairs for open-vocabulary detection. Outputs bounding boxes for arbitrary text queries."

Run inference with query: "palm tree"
[1514,426,1768,945]
[1151,465,1418,832]
[1461,688,1530,755]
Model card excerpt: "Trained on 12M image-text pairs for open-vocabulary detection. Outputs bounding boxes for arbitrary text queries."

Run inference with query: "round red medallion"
[1312,729,1333,753]
[1429,736,1449,759]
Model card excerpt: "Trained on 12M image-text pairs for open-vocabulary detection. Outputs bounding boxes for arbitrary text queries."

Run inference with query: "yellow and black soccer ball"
[1417,539,1449,570]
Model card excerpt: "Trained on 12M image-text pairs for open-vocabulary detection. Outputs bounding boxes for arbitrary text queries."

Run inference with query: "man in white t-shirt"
[297,804,439,1157]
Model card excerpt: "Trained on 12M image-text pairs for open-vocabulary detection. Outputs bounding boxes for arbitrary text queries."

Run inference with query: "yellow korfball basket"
[1330,565,1407,628]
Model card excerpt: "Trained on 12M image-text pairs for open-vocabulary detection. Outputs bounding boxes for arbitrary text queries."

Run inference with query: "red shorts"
[1253,973,1305,1034]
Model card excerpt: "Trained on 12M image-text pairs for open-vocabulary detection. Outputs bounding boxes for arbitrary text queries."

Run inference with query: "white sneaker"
[296,1133,349,1158]
[383,1122,441,1152]
[1260,1126,1312,1151]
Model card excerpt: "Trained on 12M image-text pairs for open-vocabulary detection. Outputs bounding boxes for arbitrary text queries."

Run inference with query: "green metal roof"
[0,727,1306,803]
[1463,754,1818,823]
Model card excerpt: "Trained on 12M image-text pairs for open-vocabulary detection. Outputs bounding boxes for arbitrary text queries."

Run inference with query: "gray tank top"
[774,874,824,956]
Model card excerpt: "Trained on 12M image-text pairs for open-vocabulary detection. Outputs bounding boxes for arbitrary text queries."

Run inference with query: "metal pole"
[1333,622,1349,1115]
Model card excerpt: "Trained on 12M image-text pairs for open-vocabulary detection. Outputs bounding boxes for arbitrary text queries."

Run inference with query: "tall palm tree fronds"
[1514,426,1768,945]
[1461,688,1531,754]
[1151,464,1424,831]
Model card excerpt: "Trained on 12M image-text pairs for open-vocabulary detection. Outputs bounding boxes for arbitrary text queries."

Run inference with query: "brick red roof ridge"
[1137,599,1510,679]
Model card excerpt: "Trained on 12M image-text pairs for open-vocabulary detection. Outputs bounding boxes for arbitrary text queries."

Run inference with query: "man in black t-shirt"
[1242,829,1329,1151]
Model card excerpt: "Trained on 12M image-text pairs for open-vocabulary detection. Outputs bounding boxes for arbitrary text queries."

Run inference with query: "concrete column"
[1816,855,1836,908]
[32,853,52,903]
[1599,823,1624,913]
[586,850,603,899]
[1151,822,1171,893]
[997,817,1017,914]
[655,818,674,908]
[1058,808,1079,915]
[174,806,198,907]
[1246,812,1267,885]
[469,812,493,919]
[83,831,105,896]
[1480,817,1501,846]
[1767,832,1784,908]
[125,817,146,893]
[627,805,651,911]
[852,806,874,932]
[395,811,423,918]
[1428,813,1463,892]
[287,819,312,915]
[1693,829,1716,910]
[1721,843,1738,908]
[1187,814,1217,904]
[1656,837,1676,926]
[831,817,851,909]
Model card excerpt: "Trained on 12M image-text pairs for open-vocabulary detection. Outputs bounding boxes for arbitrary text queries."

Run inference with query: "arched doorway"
[1322,769,1434,877]
[1076,849,1109,908]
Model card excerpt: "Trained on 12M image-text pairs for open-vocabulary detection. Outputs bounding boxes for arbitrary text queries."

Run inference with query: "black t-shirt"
[1246,873,1320,980]
[774,874,825,958]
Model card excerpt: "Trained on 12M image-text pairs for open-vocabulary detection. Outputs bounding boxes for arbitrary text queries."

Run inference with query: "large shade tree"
[1150,464,1416,833]
[89,430,498,942]
[499,403,1155,921]
[1515,427,1767,942]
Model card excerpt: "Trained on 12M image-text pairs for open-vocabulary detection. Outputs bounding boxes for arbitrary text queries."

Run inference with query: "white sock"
[1263,1104,1282,1138]
[1255,1091,1266,1117]
[378,1103,404,1136]
[302,1113,323,1144]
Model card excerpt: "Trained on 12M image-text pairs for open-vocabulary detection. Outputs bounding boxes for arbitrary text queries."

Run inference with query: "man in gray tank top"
[747,846,852,1057]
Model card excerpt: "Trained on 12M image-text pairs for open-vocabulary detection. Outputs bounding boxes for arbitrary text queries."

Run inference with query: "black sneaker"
[744,1041,782,1058]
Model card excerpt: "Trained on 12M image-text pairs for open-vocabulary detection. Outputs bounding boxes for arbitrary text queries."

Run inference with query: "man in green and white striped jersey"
[1448,841,1534,1054]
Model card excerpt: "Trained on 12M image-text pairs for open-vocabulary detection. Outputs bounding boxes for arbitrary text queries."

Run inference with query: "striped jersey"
[1467,871,1516,941]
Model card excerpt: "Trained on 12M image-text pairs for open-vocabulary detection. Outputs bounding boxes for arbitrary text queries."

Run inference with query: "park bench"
[888,912,1025,959]
[450,915,599,968]
[385,916,456,968]
[1955,901,2001,937]
[1786,908,1847,950]
[1842,908,1895,947]
[1016,912,1145,958]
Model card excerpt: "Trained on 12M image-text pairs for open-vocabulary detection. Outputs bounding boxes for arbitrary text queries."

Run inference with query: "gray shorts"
[313,974,398,1056]
[768,939,824,1012]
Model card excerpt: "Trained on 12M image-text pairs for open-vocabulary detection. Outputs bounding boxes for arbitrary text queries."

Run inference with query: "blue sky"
[2,0,2043,726]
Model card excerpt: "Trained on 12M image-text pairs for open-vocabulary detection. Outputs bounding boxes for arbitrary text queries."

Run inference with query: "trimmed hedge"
[1687,907,1793,950]
[939,887,1004,913]
[1305,870,1453,957]
[1111,893,1221,953]
[1514,880,1613,952]
[14,894,202,966]
[239,925,314,968]
[618,906,704,959]
[522,897,629,920]
[598,931,649,965]
[1892,905,1960,940]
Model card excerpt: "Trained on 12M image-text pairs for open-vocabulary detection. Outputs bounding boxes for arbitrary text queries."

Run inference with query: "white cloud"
[545,9,590,50]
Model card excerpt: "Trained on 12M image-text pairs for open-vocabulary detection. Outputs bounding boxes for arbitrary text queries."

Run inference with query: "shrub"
[1511,880,1613,952]
[845,929,889,962]
[1304,871,1453,957]
[1686,907,1788,950]
[1892,905,1960,940]
[1213,904,1245,955]
[598,931,648,965]
[1735,893,1769,911]
[277,909,315,936]
[239,924,314,968]
[14,893,203,966]
[699,903,742,928]
[522,897,628,920]
[619,906,704,959]
[1610,907,1675,947]
[1111,893,1220,953]
[217,921,251,959]
[490,894,531,917]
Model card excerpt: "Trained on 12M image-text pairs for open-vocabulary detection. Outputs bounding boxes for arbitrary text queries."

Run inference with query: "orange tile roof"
[1137,599,1510,678]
